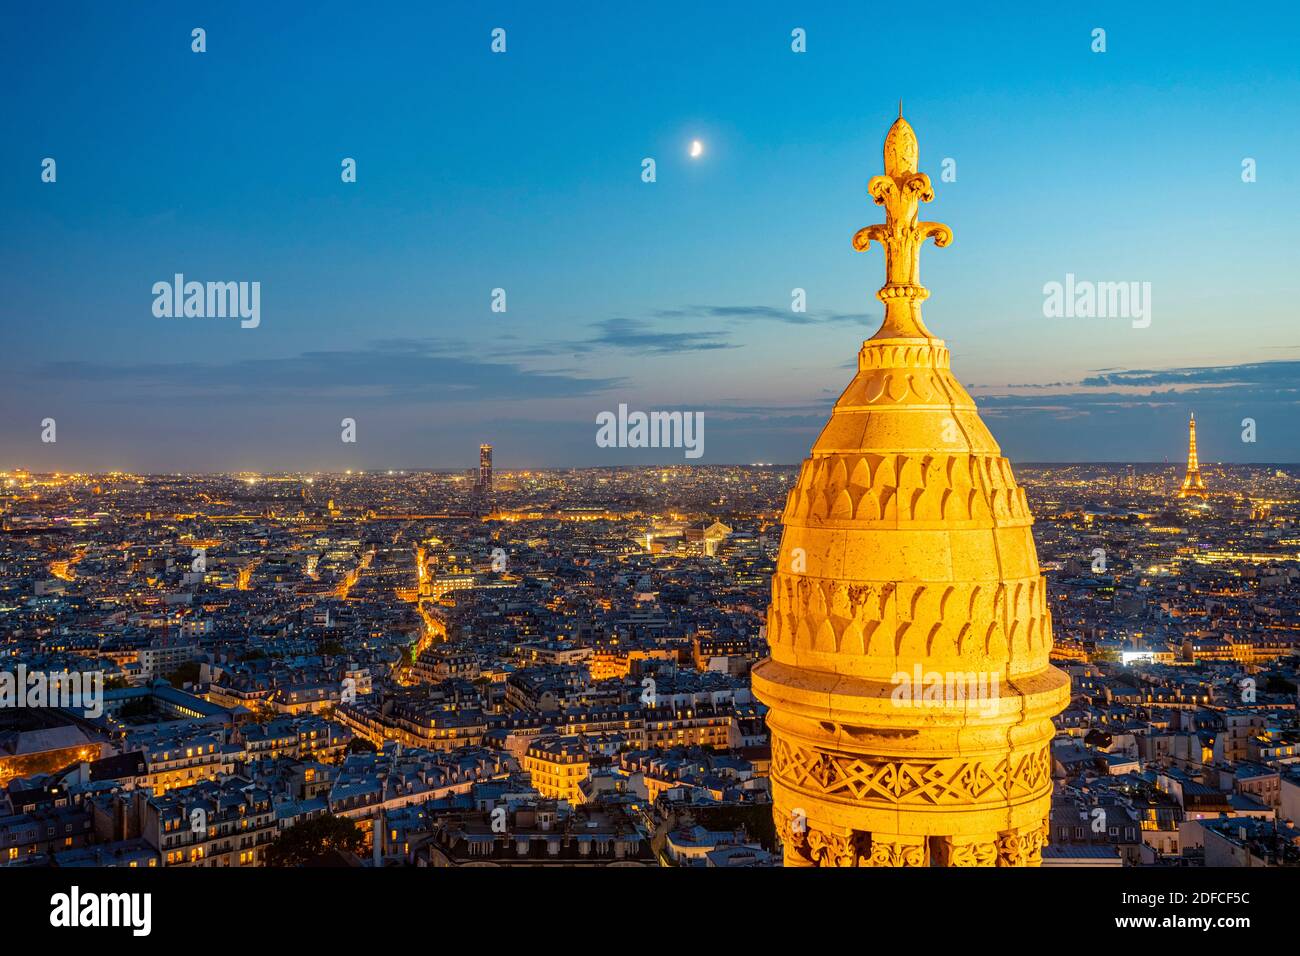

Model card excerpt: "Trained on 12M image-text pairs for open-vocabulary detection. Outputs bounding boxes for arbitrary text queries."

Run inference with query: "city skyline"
[5,422,1298,478]
[3,2,1299,470]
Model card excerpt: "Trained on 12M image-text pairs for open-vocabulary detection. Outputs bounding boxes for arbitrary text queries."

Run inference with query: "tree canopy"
[265,814,366,867]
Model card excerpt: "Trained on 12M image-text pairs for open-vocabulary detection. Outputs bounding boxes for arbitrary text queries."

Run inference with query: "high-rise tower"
[751,112,1070,867]
[478,443,493,494]
[1177,414,1207,498]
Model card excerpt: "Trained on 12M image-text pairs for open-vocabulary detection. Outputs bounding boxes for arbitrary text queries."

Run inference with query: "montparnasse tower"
[1177,413,1208,498]
[752,110,1070,866]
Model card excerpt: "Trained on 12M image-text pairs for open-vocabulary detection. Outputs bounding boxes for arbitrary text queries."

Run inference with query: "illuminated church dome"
[752,111,1070,867]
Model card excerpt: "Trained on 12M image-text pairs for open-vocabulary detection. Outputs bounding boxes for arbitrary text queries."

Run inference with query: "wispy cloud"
[972,361,1300,419]
[970,360,1300,399]
[653,304,877,327]
[1078,361,1300,390]
[471,304,878,360]
[33,342,623,403]
[586,318,736,354]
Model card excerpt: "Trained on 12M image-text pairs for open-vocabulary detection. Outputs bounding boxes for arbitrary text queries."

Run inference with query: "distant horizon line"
[3,460,1299,477]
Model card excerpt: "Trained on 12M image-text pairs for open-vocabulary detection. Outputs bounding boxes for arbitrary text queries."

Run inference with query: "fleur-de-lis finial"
[852,109,953,340]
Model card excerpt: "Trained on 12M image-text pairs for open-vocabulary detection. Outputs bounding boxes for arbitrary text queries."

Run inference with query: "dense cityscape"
[2,446,1298,869]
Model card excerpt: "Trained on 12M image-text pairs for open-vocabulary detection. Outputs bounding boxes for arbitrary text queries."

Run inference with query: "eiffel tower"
[1177,412,1208,498]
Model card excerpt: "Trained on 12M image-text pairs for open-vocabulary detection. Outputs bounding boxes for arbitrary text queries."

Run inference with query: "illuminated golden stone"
[752,112,1070,867]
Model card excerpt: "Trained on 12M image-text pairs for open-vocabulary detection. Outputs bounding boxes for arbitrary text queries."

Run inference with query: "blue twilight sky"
[2,0,1298,472]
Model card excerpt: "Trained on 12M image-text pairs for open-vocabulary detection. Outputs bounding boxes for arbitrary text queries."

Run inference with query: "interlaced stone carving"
[772,738,1053,806]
